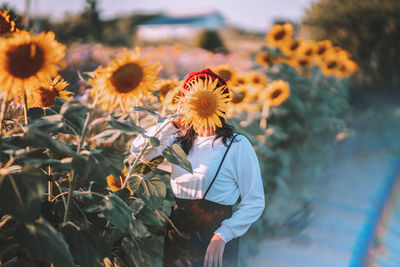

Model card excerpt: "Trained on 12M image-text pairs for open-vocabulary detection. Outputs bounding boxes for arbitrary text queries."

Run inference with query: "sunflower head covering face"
[178,68,231,132]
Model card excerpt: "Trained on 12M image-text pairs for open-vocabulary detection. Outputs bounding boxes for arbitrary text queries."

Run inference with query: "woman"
[130,68,265,267]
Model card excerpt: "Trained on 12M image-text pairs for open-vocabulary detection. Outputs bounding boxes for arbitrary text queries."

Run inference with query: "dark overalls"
[163,134,239,267]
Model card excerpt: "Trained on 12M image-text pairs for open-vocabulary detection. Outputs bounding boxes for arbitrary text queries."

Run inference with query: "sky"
[3,0,314,31]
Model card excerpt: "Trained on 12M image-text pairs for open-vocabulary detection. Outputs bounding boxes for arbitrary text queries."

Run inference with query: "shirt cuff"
[214,225,236,244]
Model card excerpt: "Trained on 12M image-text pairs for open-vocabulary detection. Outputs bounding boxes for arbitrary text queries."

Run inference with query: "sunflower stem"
[48,165,52,202]
[123,118,173,189]
[63,102,97,223]
[0,95,8,136]
[260,102,270,129]
[23,93,29,125]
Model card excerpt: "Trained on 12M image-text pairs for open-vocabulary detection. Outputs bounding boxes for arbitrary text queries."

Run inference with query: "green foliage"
[195,29,228,53]
[302,0,400,88]
[0,96,190,266]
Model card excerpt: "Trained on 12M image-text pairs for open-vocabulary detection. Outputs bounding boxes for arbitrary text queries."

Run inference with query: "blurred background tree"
[195,29,228,53]
[302,0,400,91]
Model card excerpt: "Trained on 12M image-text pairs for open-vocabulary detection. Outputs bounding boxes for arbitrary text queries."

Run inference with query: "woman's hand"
[204,234,225,267]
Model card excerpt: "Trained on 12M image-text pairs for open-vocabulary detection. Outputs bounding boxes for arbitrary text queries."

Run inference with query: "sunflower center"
[237,78,245,85]
[290,41,300,51]
[110,63,143,93]
[274,29,286,41]
[317,46,326,55]
[218,70,232,81]
[327,61,338,69]
[253,77,260,84]
[305,48,313,56]
[190,91,217,117]
[298,58,309,66]
[159,84,174,97]
[231,91,245,104]
[0,16,11,34]
[6,42,45,79]
[271,89,282,99]
[37,87,59,107]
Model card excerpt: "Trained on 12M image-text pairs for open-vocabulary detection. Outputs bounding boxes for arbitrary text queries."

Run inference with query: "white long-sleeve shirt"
[130,120,265,243]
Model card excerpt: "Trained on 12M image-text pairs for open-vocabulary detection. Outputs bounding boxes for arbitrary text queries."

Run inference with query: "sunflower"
[280,38,302,57]
[106,165,134,195]
[255,52,273,67]
[337,59,358,78]
[0,10,18,35]
[231,73,247,87]
[247,71,267,87]
[155,78,180,100]
[228,85,259,115]
[315,40,332,57]
[163,85,182,112]
[265,22,293,48]
[320,54,339,76]
[27,75,73,108]
[211,64,237,83]
[297,40,317,57]
[89,47,161,112]
[259,80,290,107]
[178,77,230,132]
[0,31,66,102]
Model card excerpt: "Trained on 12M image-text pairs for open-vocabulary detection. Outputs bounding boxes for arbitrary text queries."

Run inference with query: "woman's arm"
[130,119,180,161]
[214,136,266,243]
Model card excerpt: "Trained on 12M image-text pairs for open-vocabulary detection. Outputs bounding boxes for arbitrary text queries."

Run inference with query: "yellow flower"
[0,10,18,35]
[320,54,339,76]
[155,79,180,100]
[265,22,293,48]
[106,166,134,195]
[280,38,302,57]
[178,77,230,132]
[297,40,317,57]
[211,64,237,83]
[315,40,332,57]
[337,59,358,78]
[247,71,267,87]
[255,52,273,67]
[228,85,259,116]
[27,75,73,108]
[231,73,247,87]
[163,85,182,112]
[0,31,66,102]
[259,80,290,107]
[89,47,161,112]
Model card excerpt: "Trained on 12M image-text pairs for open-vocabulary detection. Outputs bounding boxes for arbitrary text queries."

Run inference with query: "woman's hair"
[175,119,236,154]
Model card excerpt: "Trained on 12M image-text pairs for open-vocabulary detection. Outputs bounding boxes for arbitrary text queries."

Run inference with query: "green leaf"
[127,176,166,208]
[122,237,159,267]
[72,147,124,187]
[134,106,159,117]
[77,70,93,83]
[162,144,193,173]
[24,128,75,157]
[99,194,149,238]
[61,222,102,267]
[109,116,144,133]
[16,217,75,267]
[150,137,160,147]
[0,165,47,222]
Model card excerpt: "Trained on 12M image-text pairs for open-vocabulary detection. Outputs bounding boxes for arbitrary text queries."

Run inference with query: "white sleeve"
[130,119,180,161]
[214,135,265,243]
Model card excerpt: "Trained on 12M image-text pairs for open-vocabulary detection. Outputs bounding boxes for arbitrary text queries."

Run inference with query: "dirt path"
[246,92,400,267]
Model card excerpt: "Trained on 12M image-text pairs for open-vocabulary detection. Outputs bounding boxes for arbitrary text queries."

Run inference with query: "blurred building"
[136,11,225,41]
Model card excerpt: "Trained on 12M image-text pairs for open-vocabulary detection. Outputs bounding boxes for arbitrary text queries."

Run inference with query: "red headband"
[181,68,229,96]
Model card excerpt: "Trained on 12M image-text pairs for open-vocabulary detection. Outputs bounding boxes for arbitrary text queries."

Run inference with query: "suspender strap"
[202,133,238,199]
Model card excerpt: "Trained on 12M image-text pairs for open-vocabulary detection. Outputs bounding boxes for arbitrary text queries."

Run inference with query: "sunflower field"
[0,10,357,267]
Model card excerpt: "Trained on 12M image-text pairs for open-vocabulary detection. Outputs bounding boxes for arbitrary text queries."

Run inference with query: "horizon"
[2,0,314,31]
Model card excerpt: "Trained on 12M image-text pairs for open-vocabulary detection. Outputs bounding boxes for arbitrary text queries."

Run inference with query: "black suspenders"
[202,133,238,199]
